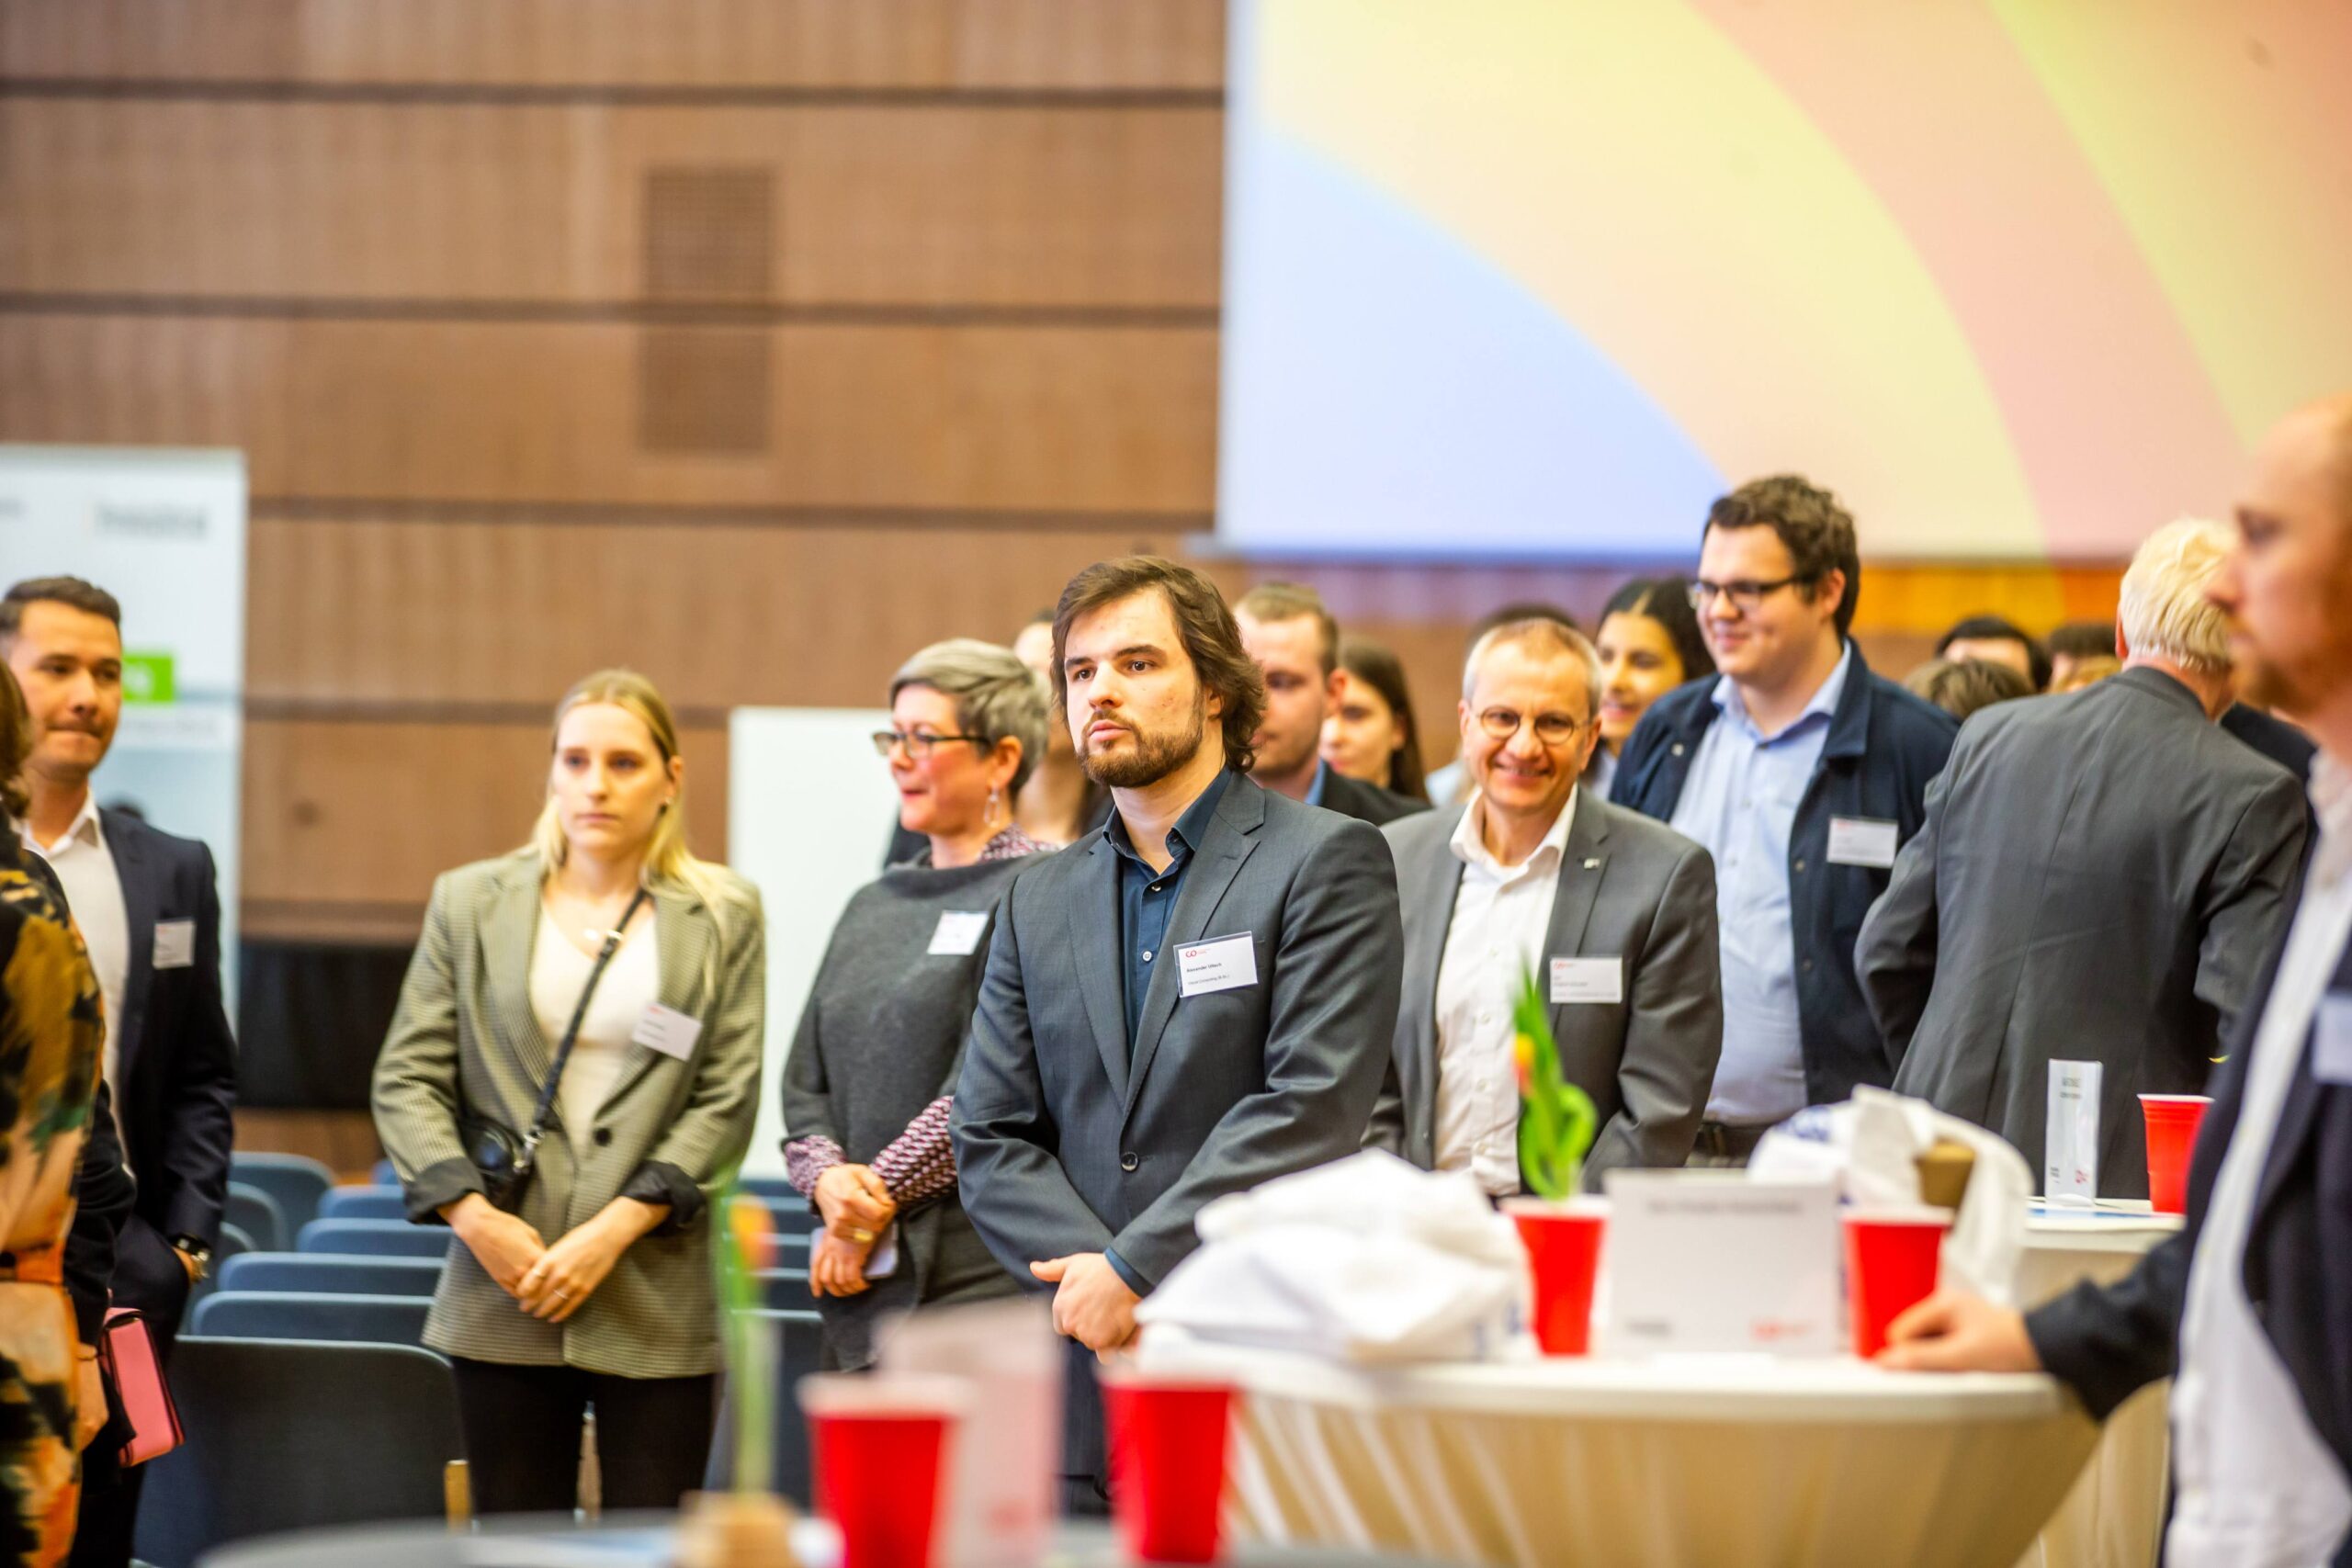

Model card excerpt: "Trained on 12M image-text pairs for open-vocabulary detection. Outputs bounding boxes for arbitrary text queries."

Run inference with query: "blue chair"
[217,1253,444,1298]
[297,1219,453,1259]
[189,1291,430,1348]
[228,1153,335,1235]
[318,1185,408,1222]
[133,1337,459,1568]
[705,1308,823,1505]
[756,1268,813,1309]
[224,1182,288,1253]
[763,1198,820,1237]
[370,1156,397,1185]
[190,1221,258,1304]
[738,1174,799,1203]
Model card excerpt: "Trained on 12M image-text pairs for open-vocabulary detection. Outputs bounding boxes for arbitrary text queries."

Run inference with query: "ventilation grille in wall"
[639,165,776,456]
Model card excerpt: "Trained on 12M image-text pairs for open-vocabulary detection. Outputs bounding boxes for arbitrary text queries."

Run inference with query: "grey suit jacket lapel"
[1397,808,1468,1156]
[1541,794,1613,1043]
[1123,780,1265,1123]
[104,810,159,1084]
[1069,837,1131,1107]
[598,880,714,1118]
[480,857,557,1092]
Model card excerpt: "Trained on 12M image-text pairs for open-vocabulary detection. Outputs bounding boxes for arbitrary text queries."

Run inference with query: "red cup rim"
[2138,1094,2214,1106]
[1841,1205,1954,1227]
[1097,1363,1238,1394]
[1501,1196,1610,1219]
[797,1372,973,1417]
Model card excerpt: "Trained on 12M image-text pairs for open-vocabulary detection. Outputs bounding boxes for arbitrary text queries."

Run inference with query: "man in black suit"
[1882,393,2352,1567]
[3,577,239,1568]
[1234,581,1425,827]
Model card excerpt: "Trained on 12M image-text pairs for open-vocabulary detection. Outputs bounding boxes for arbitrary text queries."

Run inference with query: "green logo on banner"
[120,652,176,705]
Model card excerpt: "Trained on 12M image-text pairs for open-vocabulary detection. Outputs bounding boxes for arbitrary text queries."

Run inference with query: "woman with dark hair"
[1591,577,1716,800]
[1321,636,1428,803]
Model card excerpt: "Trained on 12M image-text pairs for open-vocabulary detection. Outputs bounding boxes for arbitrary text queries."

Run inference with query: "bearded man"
[953,556,1405,1513]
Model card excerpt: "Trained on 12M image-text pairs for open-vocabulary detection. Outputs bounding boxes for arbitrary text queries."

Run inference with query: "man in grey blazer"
[954,558,1404,1511]
[1866,519,2308,1196]
[1367,618,1722,1184]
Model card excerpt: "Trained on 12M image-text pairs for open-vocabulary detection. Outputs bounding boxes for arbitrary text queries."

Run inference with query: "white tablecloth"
[2016,1201,2180,1568]
[1173,1342,2099,1568]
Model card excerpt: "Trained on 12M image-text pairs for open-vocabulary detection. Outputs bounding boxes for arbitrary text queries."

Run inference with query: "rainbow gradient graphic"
[1216,0,2352,560]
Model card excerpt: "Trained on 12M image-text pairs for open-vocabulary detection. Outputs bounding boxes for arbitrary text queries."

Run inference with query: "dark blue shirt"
[1102,768,1235,1050]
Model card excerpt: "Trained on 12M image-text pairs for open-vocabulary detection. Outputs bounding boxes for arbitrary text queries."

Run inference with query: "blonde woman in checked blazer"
[372,670,765,1516]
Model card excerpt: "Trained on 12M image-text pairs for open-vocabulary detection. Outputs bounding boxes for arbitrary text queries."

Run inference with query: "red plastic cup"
[1504,1197,1608,1356]
[1101,1367,1235,1563]
[2142,1094,2213,1215]
[1844,1205,1951,1359]
[799,1372,969,1568]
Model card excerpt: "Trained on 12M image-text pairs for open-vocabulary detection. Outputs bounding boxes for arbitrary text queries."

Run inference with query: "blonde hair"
[2117,519,2233,674]
[529,670,738,937]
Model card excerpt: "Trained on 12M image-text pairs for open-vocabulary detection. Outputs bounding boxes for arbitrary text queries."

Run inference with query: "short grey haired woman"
[782,638,1057,1367]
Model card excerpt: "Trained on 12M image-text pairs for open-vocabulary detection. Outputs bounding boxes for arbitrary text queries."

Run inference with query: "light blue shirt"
[1668,644,1853,1125]
[1305,760,1332,808]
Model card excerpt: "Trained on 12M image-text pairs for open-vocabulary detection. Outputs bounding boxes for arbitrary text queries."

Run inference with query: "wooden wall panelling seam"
[0,0,1227,91]
[241,716,731,912]
[0,102,1225,307]
[0,314,1219,509]
[242,516,1182,710]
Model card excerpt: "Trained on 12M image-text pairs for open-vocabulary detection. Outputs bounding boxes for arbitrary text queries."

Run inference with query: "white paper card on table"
[1178,932,1258,998]
[2315,992,2352,1086]
[153,919,196,970]
[1601,1171,1841,1357]
[927,908,991,956]
[1826,817,1901,869]
[882,1296,1060,1568]
[2045,1059,2102,1206]
[629,1002,704,1061]
[1550,956,1623,1005]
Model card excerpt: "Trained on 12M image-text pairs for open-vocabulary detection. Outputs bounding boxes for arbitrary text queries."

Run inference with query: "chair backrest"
[132,1337,461,1568]
[370,1156,397,1185]
[190,1292,431,1348]
[755,1268,815,1309]
[318,1184,409,1222]
[763,1198,820,1237]
[224,1182,289,1254]
[227,1153,335,1235]
[704,1307,823,1506]
[216,1253,445,1298]
[736,1174,798,1202]
[296,1218,455,1259]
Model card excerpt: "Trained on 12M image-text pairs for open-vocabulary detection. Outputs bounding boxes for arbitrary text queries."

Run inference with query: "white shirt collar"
[1711,639,1854,741]
[17,792,103,859]
[2311,750,2350,888]
[1451,785,1577,879]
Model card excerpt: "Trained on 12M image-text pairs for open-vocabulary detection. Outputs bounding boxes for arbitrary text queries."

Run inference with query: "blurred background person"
[783,639,1052,1370]
[1235,582,1423,825]
[2046,620,2119,692]
[1322,635,1429,804]
[1866,520,2307,1195]
[373,671,766,1517]
[1903,656,2036,724]
[1935,614,2051,692]
[1591,577,1715,800]
[1426,603,1583,807]
[0,663,109,1567]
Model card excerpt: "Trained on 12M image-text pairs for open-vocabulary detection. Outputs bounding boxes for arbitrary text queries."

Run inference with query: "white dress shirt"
[21,792,131,1157]
[1432,788,1577,1195]
[2168,750,2352,1568]
[529,908,661,1148]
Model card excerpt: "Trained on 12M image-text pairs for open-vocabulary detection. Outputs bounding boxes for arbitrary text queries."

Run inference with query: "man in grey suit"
[1865,519,2309,1196]
[954,557,1404,1510]
[1368,618,1722,1184]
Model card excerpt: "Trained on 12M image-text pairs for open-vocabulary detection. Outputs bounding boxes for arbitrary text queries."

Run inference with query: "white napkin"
[1134,1150,1526,1362]
[1751,1086,2031,1305]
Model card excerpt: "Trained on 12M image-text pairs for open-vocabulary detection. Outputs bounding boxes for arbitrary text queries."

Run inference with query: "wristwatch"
[172,1237,213,1282]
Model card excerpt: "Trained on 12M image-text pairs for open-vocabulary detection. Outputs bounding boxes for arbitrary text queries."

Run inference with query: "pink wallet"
[100,1308,182,1467]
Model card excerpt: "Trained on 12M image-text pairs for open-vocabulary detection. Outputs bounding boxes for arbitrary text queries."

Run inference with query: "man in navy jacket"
[1611,477,1956,1160]
[1883,393,2352,1566]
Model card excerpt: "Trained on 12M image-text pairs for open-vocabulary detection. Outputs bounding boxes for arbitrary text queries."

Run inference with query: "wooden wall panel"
[0,0,1225,91]
[0,314,1218,509]
[243,516,1183,709]
[241,716,729,938]
[0,101,1223,307]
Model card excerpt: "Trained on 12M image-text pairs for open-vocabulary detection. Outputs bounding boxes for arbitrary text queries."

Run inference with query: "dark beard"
[1080,692,1208,789]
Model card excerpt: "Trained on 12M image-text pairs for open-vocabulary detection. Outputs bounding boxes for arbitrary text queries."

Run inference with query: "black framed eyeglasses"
[1688,575,1814,615]
[871,729,985,760]
[1476,707,1590,745]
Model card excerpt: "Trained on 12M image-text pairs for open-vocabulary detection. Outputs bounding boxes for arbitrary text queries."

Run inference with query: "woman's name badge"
[631,1002,705,1061]
[929,909,991,956]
